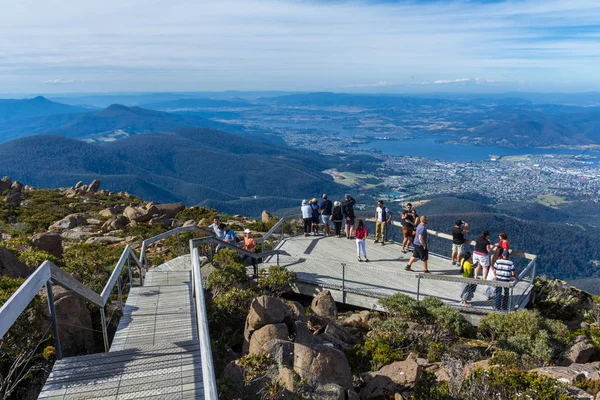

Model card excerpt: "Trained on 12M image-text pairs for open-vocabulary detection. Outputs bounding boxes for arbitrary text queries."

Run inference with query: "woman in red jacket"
[355,219,369,262]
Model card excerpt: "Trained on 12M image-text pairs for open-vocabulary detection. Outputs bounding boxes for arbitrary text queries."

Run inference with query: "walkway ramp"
[38,255,205,400]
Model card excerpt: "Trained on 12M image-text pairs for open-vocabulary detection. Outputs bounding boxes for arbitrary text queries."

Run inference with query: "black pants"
[303,218,312,234]
[242,254,258,276]
[495,286,510,310]
[334,221,342,235]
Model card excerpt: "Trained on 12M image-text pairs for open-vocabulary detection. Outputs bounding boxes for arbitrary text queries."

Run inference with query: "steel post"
[341,263,346,304]
[45,280,62,360]
[177,233,180,256]
[127,256,133,287]
[416,275,421,301]
[100,307,109,352]
[117,277,123,311]
[508,287,513,312]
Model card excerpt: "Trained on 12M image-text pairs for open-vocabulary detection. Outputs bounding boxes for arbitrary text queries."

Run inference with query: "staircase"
[38,255,206,400]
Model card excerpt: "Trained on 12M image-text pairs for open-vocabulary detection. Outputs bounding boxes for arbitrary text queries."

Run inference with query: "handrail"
[190,235,286,259]
[101,246,142,304]
[255,215,299,244]
[414,272,516,288]
[190,247,218,400]
[139,225,208,267]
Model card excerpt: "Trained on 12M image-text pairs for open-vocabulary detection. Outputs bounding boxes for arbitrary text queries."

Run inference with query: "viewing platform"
[263,222,536,315]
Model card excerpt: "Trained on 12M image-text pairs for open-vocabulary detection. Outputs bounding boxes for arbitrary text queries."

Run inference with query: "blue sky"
[1,0,599,94]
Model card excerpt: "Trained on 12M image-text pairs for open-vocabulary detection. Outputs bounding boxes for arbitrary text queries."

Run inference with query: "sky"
[1,0,599,94]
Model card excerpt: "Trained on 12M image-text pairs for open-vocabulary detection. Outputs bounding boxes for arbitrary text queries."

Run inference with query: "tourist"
[451,220,470,266]
[374,200,392,246]
[410,209,419,243]
[320,194,333,236]
[207,215,225,252]
[342,194,356,239]
[400,203,415,253]
[355,219,369,262]
[473,230,492,279]
[301,200,312,237]
[310,198,320,235]
[460,252,476,306]
[221,223,238,247]
[492,252,518,311]
[241,229,258,278]
[491,232,510,267]
[331,201,344,238]
[405,216,430,273]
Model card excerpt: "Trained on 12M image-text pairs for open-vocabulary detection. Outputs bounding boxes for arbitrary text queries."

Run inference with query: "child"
[460,252,476,306]
[355,219,369,262]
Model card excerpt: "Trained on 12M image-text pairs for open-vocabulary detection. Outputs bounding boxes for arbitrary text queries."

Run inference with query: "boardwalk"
[38,256,205,400]
[264,234,532,313]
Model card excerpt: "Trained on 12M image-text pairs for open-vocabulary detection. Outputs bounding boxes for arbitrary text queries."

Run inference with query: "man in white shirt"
[207,215,225,252]
[374,200,392,246]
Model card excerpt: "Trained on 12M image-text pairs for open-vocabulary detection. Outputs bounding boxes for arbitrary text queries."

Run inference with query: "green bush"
[213,248,242,267]
[62,243,126,293]
[206,262,250,296]
[478,310,570,367]
[244,218,280,233]
[17,249,59,269]
[238,353,275,384]
[531,277,591,321]
[257,265,297,297]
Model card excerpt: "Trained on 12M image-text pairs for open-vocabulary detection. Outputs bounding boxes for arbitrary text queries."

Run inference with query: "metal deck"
[264,235,532,313]
[38,256,204,400]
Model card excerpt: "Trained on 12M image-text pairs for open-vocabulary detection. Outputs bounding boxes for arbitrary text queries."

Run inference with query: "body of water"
[357,135,600,162]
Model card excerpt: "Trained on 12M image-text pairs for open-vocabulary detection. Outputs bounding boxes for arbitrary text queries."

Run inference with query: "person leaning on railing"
[492,252,518,311]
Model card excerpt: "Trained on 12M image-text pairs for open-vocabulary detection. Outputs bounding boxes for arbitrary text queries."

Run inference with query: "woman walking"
[331,201,344,238]
[355,219,369,262]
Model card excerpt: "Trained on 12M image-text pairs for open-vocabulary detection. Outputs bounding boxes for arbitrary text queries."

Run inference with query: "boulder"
[87,179,101,193]
[32,232,63,258]
[74,181,84,189]
[149,215,173,226]
[324,323,361,346]
[50,214,88,231]
[98,205,126,217]
[5,192,22,206]
[61,227,98,241]
[183,219,197,227]
[283,300,306,320]
[43,285,95,356]
[360,353,422,400]
[314,383,346,400]
[559,336,597,365]
[292,320,313,345]
[306,313,329,334]
[0,248,29,278]
[9,181,23,194]
[566,387,595,400]
[533,362,600,385]
[342,311,371,329]
[279,366,299,391]
[264,339,353,391]
[86,236,123,245]
[101,216,128,232]
[249,323,289,354]
[123,204,159,223]
[247,296,286,330]
[262,210,272,223]
[311,290,337,319]
[0,176,11,193]
[86,218,103,226]
[154,202,185,218]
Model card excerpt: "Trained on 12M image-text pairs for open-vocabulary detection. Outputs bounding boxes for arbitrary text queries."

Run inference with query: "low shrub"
[206,262,250,297]
[62,243,126,293]
[257,266,297,297]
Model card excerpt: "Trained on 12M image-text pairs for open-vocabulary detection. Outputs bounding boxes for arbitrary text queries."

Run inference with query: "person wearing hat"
[451,220,470,266]
[320,194,333,236]
[241,228,258,278]
[310,198,320,235]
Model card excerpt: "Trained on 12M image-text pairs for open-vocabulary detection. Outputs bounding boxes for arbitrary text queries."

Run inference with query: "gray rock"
[149,215,173,226]
[74,181,84,189]
[86,218,103,226]
[533,362,600,385]
[0,176,11,193]
[314,383,346,400]
[124,204,159,223]
[32,232,63,258]
[5,192,22,206]
[247,296,287,330]
[183,219,197,227]
[101,216,128,232]
[559,336,597,365]
[87,179,101,193]
[249,323,289,354]
[9,181,23,194]
[312,290,337,319]
[61,226,98,241]
[0,247,29,278]
[50,214,88,231]
[292,320,313,345]
[154,202,185,218]
[342,311,371,329]
[284,300,306,320]
[566,386,595,400]
[85,236,123,245]
[262,210,272,223]
[360,354,422,400]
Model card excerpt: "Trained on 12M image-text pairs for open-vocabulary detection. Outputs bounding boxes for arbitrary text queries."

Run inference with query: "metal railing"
[0,245,143,359]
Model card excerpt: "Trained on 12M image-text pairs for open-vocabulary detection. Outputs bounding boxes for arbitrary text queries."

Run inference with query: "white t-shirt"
[301,204,312,219]
[208,223,224,239]
[376,206,390,222]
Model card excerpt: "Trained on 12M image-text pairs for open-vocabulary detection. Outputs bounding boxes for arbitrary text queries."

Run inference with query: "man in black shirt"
[342,194,356,239]
[400,203,414,253]
[451,220,470,266]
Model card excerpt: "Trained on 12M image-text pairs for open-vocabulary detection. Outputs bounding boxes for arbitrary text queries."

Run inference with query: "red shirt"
[355,227,368,240]
[499,239,510,251]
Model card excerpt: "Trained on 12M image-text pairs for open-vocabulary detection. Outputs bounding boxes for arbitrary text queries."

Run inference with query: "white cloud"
[0,0,598,92]
[342,81,394,88]
[43,79,84,85]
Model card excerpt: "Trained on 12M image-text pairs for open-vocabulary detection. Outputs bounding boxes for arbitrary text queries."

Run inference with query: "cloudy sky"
[1,0,599,93]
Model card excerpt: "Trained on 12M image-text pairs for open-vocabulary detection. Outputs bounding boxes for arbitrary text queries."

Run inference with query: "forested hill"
[0,128,349,212]
[0,96,88,123]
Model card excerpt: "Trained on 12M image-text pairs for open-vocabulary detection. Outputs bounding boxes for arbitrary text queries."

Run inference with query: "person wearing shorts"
[400,203,414,253]
[342,194,356,239]
[451,220,470,266]
[473,230,492,279]
[405,216,430,273]
[320,194,333,236]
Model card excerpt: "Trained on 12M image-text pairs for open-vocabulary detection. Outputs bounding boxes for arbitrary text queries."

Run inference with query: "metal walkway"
[38,256,205,400]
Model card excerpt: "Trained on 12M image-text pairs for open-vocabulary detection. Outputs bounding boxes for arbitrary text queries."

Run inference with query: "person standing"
[460,252,476,306]
[492,252,517,311]
[310,198,320,235]
[301,200,312,237]
[342,194,356,239]
[473,231,492,280]
[207,215,225,253]
[374,200,392,246]
[400,203,414,253]
[331,201,344,238]
[405,216,430,273]
[451,220,470,266]
[221,223,238,247]
[355,219,369,262]
[320,194,333,236]
[491,232,510,268]
[241,229,258,278]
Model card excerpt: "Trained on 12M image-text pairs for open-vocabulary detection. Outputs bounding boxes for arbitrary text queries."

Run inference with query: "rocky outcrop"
[559,336,597,365]
[154,202,185,218]
[311,290,337,319]
[85,236,123,245]
[87,179,101,193]
[0,176,11,193]
[533,362,600,385]
[49,214,88,231]
[359,353,422,400]
[0,248,29,278]
[32,232,63,258]
[5,192,22,206]
[123,204,159,223]
[10,181,23,194]
[98,205,127,217]
[101,216,128,232]
[262,210,272,222]
[61,227,98,241]
[149,215,173,227]
[247,296,287,330]
[249,323,289,354]
[264,339,354,392]
[283,300,306,320]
